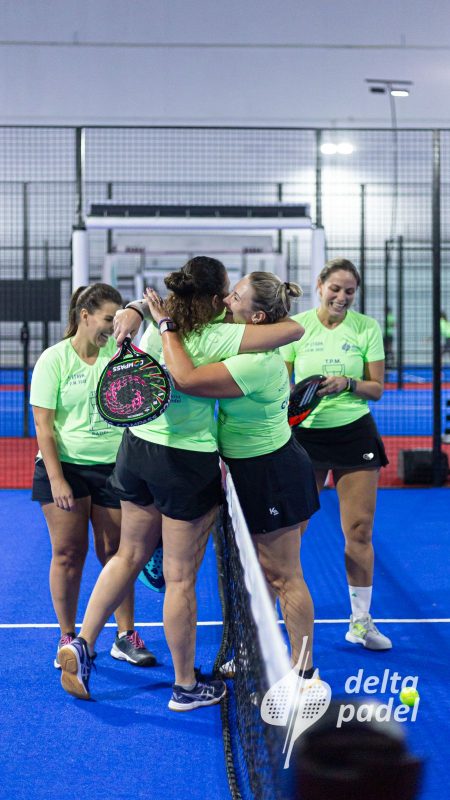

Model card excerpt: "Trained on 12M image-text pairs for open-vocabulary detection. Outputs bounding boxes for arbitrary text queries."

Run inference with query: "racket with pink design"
[96,337,171,427]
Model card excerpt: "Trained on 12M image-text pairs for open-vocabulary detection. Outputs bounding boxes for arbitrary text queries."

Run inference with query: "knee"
[345,516,373,546]
[52,545,87,571]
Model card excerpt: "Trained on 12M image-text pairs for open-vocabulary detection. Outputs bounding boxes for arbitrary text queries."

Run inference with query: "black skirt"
[293,413,388,471]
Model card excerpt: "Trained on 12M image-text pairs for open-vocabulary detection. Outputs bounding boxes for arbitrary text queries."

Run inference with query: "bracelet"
[124,302,144,321]
[346,377,357,393]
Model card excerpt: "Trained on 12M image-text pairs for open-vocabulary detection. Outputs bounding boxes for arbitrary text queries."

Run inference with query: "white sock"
[349,586,372,620]
[118,630,131,638]
[179,682,197,691]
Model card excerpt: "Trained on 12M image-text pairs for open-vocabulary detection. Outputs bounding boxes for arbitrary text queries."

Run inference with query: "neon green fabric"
[218,351,291,458]
[280,308,384,429]
[133,320,246,451]
[30,337,123,464]
[440,318,450,338]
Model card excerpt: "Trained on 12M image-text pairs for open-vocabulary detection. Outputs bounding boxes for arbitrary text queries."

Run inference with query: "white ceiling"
[1,0,450,127]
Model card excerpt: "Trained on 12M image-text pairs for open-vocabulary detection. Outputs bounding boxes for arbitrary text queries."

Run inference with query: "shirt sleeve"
[364,318,385,362]
[139,324,163,361]
[221,354,265,395]
[30,348,61,409]
[279,340,296,363]
[199,323,246,361]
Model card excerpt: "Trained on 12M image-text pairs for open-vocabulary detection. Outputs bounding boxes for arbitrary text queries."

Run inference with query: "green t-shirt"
[440,318,450,339]
[386,312,395,337]
[218,351,291,458]
[132,319,246,451]
[280,308,385,429]
[30,337,124,464]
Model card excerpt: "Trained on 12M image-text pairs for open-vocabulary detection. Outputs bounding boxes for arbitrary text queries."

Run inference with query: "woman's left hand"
[144,288,168,324]
[317,376,349,397]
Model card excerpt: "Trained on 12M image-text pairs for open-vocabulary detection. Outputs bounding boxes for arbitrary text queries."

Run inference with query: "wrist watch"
[158,318,178,335]
[346,377,357,393]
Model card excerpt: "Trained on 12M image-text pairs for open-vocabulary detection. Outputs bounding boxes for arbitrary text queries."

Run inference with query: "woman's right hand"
[50,477,76,511]
[144,288,168,325]
[113,308,142,346]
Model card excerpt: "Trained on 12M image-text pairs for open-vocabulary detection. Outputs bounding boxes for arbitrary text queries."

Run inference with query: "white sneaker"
[345,614,392,650]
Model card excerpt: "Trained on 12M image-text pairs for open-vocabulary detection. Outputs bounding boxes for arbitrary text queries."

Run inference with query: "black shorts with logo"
[108,429,222,521]
[32,459,121,508]
[293,413,389,471]
[223,436,320,535]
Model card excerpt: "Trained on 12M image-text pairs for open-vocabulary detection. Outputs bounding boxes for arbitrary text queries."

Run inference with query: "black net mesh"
[213,502,288,800]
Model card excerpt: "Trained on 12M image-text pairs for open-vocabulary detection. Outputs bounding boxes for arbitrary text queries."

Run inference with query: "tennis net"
[213,467,292,800]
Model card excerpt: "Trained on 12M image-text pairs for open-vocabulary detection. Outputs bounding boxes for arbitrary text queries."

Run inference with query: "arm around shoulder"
[239,318,304,353]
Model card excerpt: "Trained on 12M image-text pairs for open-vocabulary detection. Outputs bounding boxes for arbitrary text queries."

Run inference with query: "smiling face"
[79,301,122,348]
[317,269,358,319]
[223,275,266,324]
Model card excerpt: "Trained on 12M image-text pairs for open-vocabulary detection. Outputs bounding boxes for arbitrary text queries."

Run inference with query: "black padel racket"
[96,337,171,427]
[288,374,326,427]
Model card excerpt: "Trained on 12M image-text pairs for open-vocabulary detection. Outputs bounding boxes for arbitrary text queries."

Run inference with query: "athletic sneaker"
[58,636,95,700]
[110,630,157,666]
[345,614,392,650]
[53,632,75,669]
[168,679,227,712]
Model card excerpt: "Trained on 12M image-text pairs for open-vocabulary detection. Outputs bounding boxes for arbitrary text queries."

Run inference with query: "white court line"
[1,618,450,629]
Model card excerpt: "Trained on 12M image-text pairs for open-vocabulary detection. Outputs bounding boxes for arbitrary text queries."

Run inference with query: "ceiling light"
[320,143,338,155]
[336,143,354,155]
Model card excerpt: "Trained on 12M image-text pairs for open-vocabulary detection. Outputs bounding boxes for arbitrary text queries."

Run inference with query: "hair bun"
[164,271,195,296]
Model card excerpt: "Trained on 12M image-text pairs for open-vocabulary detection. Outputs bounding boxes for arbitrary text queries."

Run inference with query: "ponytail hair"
[64,283,123,338]
[247,272,302,323]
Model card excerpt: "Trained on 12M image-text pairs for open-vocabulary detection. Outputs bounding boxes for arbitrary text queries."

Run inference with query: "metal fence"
[0,126,449,487]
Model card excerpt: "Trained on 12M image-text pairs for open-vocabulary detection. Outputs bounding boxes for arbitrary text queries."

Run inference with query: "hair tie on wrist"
[157,317,173,328]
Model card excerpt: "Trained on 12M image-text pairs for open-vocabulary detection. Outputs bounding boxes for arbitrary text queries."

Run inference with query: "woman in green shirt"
[145,273,320,678]
[58,258,304,707]
[30,284,156,671]
[281,258,391,652]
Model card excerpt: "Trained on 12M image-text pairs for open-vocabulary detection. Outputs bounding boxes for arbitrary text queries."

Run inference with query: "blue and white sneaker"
[58,636,95,700]
[168,679,227,712]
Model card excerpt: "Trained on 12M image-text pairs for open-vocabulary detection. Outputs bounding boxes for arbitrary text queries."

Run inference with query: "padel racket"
[138,539,165,592]
[96,337,171,427]
[288,374,325,427]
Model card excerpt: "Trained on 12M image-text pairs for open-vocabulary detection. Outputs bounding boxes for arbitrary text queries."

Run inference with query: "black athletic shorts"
[108,428,222,521]
[31,459,121,508]
[293,413,389,471]
[223,436,320,535]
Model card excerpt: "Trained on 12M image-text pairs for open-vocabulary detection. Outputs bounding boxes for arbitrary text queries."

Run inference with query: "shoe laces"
[126,630,145,649]
[59,633,74,647]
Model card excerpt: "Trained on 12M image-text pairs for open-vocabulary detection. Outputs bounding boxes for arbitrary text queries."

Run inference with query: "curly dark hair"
[164,256,228,336]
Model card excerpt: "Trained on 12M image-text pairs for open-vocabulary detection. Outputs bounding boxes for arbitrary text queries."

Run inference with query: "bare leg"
[43,498,90,634]
[253,524,314,669]
[90,504,135,633]
[80,500,162,648]
[334,468,379,587]
[163,506,217,686]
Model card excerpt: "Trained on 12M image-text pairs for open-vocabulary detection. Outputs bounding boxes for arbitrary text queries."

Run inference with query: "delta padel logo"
[261,641,420,770]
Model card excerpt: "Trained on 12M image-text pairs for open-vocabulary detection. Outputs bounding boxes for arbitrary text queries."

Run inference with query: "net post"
[432,129,443,485]
[71,226,89,291]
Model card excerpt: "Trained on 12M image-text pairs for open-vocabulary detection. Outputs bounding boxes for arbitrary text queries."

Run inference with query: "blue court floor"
[0,488,449,800]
